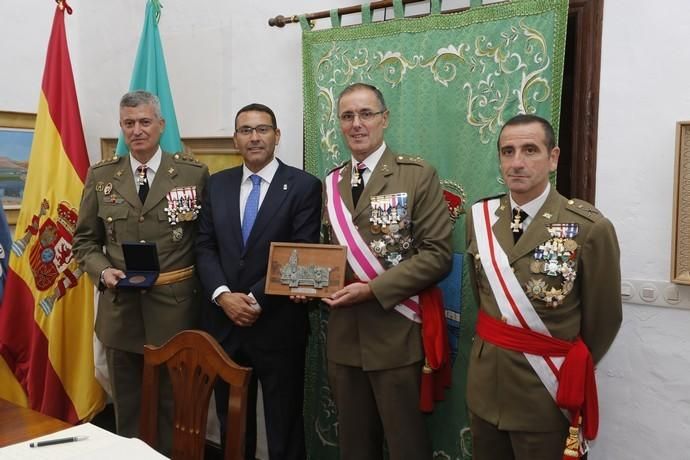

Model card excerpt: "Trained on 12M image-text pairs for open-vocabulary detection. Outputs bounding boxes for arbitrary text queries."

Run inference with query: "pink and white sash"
[472,198,565,407]
[325,167,421,323]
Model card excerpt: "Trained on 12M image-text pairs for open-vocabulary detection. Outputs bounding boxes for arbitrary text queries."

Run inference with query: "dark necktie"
[242,174,262,243]
[137,165,149,204]
[351,162,366,207]
[511,207,528,242]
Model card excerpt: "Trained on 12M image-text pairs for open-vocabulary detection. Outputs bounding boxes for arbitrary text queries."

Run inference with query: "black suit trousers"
[215,336,307,460]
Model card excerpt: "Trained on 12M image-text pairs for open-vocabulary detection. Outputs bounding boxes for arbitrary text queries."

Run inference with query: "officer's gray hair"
[120,90,163,119]
[337,83,387,112]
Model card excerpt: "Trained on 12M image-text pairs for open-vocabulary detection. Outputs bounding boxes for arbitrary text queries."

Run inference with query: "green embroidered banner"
[302,1,567,458]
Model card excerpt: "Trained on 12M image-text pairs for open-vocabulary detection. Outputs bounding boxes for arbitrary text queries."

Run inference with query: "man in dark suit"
[73,90,209,454]
[195,103,322,460]
[322,83,453,460]
[466,114,622,460]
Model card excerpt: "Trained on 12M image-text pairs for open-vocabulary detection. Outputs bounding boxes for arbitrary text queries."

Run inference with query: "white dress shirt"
[509,182,551,231]
[351,141,387,187]
[129,147,162,192]
[212,158,280,309]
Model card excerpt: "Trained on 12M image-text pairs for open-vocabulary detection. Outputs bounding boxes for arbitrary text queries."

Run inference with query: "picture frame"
[0,111,36,225]
[671,121,690,284]
[100,137,242,174]
[265,242,347,298]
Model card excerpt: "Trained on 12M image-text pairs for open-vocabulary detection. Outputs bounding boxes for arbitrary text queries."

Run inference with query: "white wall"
[3,0,690,458]
[594,1,690,458]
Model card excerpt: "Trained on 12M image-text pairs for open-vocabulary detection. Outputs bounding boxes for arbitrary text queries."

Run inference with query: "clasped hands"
[216,292,261,327]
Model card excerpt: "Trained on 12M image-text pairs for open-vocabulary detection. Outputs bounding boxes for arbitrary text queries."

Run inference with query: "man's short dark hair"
[235,103,277,128]
[497,114,557,151]
[120,90,162,119]
[337,83,387,112]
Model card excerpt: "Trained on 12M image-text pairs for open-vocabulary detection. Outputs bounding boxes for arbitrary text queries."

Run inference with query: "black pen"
[29,435,88,448]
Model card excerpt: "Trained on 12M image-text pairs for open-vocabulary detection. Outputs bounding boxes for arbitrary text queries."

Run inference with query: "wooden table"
[0,398,72,447]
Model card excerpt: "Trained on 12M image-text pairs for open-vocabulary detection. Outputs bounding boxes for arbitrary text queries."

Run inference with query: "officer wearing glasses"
[195,103,322,459]
[322,83,453,460]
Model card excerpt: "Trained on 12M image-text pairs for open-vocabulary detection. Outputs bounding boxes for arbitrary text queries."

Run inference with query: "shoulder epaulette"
[565,198,602,222]
[171,152,204,167]
[326,161,349,176]
[394,154,426,166]
[92,155,122,169]
[473,192,507,206]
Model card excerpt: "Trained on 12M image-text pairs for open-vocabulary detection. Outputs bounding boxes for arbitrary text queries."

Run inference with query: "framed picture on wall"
[671,121,690,284]
[0,111,35,225]
[100,137,242,174]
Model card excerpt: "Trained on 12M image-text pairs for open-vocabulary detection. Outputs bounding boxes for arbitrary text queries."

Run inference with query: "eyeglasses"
[338,110,386,123]
[235,125,275,136]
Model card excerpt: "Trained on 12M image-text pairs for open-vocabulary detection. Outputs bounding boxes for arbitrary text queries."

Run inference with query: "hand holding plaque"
[265,243,346,298]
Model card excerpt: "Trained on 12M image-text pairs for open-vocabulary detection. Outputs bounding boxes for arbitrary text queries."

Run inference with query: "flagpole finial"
[56,0,73,14]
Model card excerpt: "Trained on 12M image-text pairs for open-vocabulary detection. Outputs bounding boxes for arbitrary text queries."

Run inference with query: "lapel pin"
[115,170,123,177]
[543,212,552,219]
[169,167,175,175]
[283,184,288,190]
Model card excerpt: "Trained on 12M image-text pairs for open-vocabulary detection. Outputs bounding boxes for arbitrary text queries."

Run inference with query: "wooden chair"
[140,329,251,460]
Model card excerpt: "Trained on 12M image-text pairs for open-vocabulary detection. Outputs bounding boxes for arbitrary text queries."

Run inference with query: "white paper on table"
[0,423,168,460]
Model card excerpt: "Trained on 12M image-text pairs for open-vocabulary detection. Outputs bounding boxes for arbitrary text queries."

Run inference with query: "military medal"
[96,181,104,192]
[370,239,387,256]
[137,166,148,186]
[103,183,113,196]
[525,222,580,307]
[172,227,184,242]
[367,192,413,268]
[164,186,201,225]
[530,260,543,274]
[128,275,146,284]
[511,208,525,233]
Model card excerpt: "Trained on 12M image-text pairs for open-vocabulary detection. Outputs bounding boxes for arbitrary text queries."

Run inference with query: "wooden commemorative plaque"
[265,242,347,297]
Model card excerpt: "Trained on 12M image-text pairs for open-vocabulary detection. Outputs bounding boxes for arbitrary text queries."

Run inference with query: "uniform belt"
[154,265,195,286]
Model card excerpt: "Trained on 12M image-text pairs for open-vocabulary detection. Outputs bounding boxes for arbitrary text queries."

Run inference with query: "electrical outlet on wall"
[620,279,690,309]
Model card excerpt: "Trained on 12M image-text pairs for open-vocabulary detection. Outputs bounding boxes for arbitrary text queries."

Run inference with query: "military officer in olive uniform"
[73,90,209,454]
[322,83,452,460]
[466,114,622,460]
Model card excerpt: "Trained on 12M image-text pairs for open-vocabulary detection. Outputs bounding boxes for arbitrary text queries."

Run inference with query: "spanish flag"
[0,1,105,423]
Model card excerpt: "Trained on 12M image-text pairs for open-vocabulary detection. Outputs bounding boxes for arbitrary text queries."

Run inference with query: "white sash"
[325,167,421,323]
[472,199,564,403]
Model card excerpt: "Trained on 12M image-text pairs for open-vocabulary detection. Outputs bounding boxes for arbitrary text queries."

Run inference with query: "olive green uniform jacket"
[325,148,453,370]
[466,188,622,432]
[73,153,209,354]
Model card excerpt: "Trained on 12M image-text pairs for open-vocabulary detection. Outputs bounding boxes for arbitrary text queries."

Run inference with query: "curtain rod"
[268,0,474,28]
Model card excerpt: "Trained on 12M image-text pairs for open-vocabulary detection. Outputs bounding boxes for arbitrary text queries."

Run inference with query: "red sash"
[476,310,599,441]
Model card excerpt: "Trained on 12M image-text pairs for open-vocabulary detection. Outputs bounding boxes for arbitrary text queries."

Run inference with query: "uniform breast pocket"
[98,207,128,243]
[157,209,189,247]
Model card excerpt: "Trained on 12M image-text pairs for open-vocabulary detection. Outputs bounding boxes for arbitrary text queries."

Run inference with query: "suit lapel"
[510,188,562,263]
[112,157,140,209]
[142,153,176,215]
[353,149,395,219]
[244,160,292,251]
[225,167,244,247]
